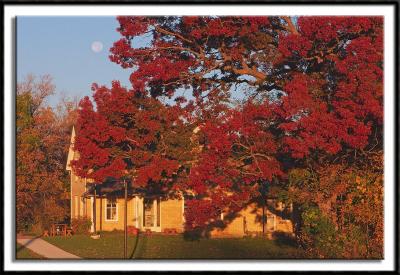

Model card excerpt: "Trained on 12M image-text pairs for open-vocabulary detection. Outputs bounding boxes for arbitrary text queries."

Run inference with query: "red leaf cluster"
[74,16,383,240]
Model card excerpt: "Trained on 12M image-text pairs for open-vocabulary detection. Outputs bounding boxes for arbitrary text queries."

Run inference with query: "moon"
[91,41,103,53]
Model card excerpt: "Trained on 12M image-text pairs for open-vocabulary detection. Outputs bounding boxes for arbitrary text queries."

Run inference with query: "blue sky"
[16,16,276,107]
[17,16,134,107]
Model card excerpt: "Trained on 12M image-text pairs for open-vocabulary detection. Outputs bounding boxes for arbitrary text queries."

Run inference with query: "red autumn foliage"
[71,81,194,195]
[110,16,382,160]
[72,16,383,257]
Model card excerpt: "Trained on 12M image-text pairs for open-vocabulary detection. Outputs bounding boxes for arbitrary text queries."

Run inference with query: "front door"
[267,214,276,232]
[144,198,154,227]
[142,198,161,231]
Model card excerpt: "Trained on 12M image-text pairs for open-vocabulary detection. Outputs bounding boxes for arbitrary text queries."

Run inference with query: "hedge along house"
[67,126,294,237]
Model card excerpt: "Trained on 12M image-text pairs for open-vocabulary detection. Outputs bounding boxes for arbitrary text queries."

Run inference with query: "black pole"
[99,188,102,232]
[124,179,128,259]
[93,183,97,234]
[260,183,267,237]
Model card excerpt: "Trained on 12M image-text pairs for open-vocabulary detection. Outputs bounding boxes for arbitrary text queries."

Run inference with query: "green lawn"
[16,244,43,259]
[43,232,305,259]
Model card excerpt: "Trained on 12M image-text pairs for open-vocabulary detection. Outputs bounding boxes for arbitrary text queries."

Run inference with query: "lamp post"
[122,169,135,259]
[86,170,96,235]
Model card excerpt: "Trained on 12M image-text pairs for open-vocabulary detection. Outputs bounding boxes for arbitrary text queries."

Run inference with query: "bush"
[30,218,53,236]
[71,217,92,235]
[30,221,44,236]
[272,231,297,247]
[300,207,343,258]
[183,227,204,241]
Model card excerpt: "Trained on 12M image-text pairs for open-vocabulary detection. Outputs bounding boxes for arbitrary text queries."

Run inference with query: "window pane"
[106,198,117,220]
[107,208,111,220]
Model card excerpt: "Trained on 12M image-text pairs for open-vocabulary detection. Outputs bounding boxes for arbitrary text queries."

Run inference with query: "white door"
[142,198,161,232]
[144,198,154,227]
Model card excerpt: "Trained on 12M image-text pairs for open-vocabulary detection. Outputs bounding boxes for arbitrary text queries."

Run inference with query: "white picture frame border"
[4,3,397,272]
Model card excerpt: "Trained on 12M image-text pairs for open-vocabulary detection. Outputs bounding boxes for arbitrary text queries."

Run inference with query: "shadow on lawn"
[129,232,147,259]
[16,236,42,254]
[272,231,297,248]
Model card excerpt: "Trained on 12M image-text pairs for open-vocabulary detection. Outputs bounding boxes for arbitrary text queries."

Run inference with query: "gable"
[66,126,76,171]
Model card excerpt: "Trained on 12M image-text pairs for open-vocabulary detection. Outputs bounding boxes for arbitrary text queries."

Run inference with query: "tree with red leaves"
[184,103,283,231]
[109,15,382,236]
[110,16,284,103]
[276,17,383,162]
[71,81,194,197]
[109,16,291,231]
[110,16,382,163]
[73,16,383,257]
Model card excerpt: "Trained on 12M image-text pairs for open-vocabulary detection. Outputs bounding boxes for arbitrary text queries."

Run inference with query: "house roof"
[66,124,84,171]
[82,177,165,199]
[65,126,76,171]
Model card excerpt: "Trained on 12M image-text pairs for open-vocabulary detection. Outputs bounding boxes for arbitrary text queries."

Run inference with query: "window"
[106,198,118,221]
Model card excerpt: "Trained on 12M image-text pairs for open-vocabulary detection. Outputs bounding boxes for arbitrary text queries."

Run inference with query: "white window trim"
[105,197,118,222]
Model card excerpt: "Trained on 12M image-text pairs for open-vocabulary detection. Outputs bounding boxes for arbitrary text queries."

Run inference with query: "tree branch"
[155,26,194,44]
[282,16,299,35]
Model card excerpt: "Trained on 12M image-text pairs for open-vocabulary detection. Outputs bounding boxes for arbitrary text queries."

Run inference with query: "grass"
[43,232,305,259]
[16,243,44,259]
